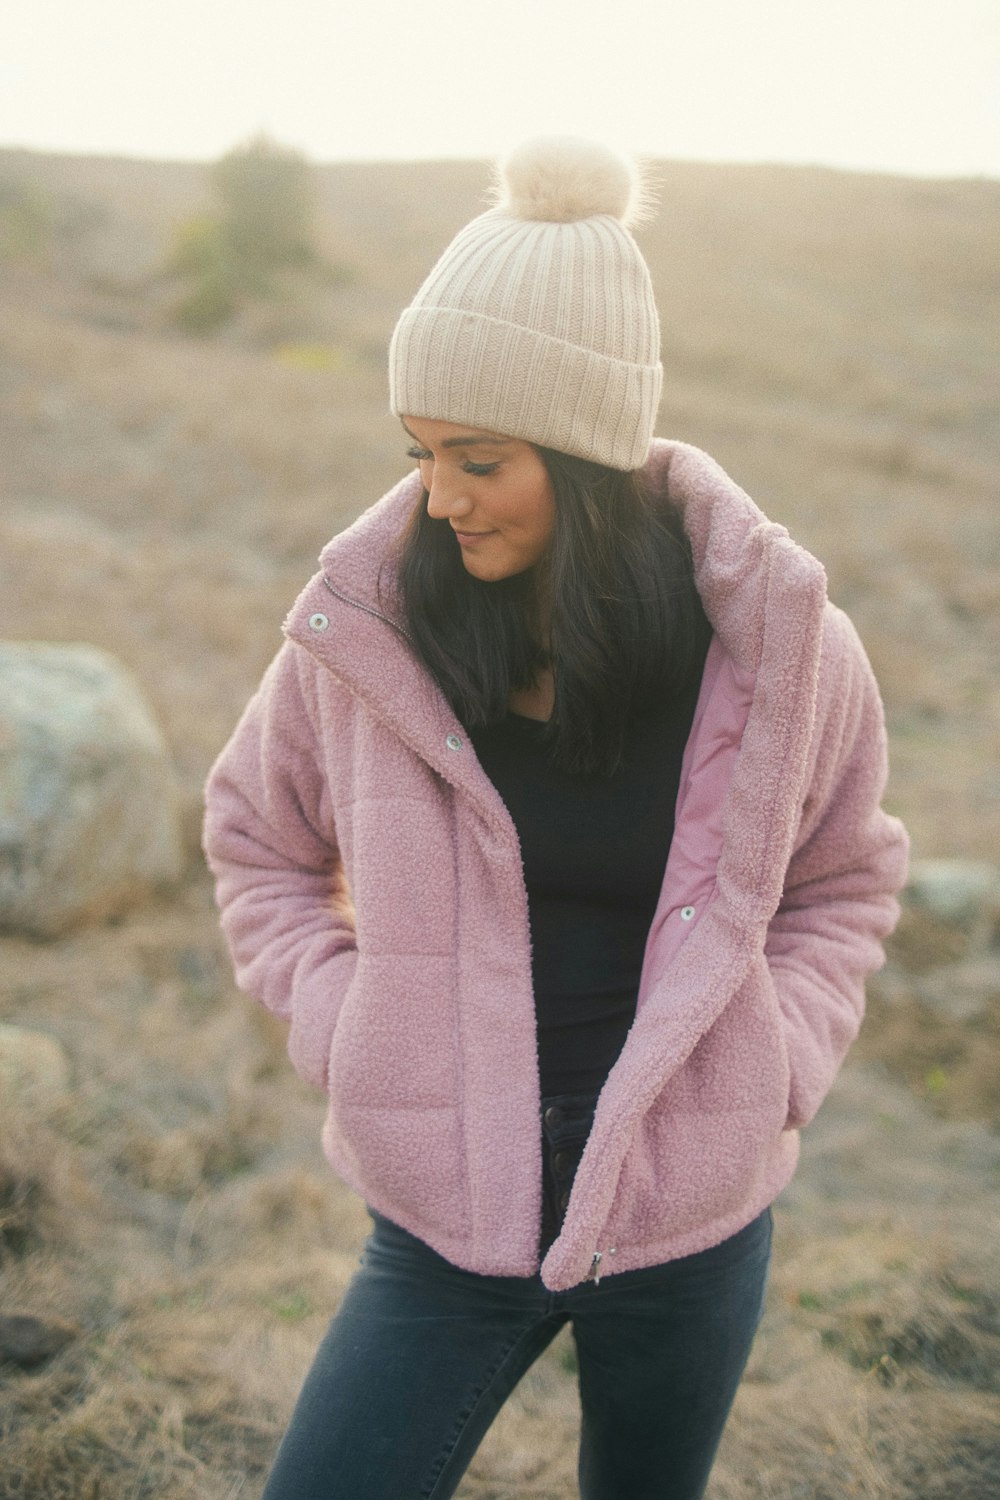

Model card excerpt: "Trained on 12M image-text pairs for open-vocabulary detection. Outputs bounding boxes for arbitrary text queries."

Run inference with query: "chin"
[463,558,513,582]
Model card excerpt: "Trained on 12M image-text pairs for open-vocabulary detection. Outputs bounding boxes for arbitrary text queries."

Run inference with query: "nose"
[425,467,473,522]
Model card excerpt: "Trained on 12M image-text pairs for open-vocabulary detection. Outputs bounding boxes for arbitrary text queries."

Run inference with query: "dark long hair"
[397,449,710,776]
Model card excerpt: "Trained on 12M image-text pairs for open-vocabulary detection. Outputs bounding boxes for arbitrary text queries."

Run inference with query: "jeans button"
[558,1188,572,1211]
[552,1149,575,1177]
[543,1105,563,1129]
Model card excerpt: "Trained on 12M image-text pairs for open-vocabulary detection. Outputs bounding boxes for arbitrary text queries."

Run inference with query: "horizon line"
[2,139,999,187]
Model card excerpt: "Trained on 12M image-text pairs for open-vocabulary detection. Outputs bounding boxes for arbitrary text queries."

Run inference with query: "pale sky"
[3,0,999,178]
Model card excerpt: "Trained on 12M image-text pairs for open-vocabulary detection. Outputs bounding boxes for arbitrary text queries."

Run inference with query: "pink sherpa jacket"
[203,440,908,1291]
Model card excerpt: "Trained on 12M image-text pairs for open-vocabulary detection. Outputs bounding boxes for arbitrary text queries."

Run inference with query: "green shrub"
[0,178,54,262]
[165,134,329,334]
[211,133,317,286]
[164,215,238,332]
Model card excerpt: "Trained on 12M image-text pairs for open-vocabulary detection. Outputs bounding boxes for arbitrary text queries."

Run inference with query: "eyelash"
[406,446,500,478]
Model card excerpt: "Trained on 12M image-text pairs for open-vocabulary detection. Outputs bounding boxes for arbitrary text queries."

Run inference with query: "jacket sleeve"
[764,608,909,1129]
[202,641,357,1091]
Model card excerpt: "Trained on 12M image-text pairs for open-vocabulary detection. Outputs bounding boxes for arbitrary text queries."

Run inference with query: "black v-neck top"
[468,683,701,1097]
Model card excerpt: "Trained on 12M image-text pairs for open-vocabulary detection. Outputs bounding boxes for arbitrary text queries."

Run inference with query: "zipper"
[587,1251,603,1286]
[321,575,414,642]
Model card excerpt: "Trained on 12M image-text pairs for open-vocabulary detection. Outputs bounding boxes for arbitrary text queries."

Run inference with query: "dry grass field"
[1,148,998,1497]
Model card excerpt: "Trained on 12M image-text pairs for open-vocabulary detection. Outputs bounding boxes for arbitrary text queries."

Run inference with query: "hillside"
[1,148,998,1498]
[2,147,998,859]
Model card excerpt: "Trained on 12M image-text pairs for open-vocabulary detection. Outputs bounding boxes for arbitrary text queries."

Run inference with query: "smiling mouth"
[453,529,496,543]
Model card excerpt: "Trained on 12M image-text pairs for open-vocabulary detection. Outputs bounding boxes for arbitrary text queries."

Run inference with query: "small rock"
[866,965,913,1008]
[0,1023,71,1102]
[915,957,1000,1024]
[0,641,183,938]
[0,1313,79,1369]
[904,859,1000,931]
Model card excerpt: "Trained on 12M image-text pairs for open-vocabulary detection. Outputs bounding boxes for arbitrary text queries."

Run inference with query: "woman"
[204,138,909,1499]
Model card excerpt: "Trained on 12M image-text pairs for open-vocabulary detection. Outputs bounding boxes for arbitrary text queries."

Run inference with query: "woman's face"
[403,416,556,582]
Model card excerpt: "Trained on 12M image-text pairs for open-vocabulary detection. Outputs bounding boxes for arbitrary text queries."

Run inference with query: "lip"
[452,529,496,547]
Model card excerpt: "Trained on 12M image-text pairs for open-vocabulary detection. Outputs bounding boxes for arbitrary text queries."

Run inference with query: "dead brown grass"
[1,890,999,1495]
[855,898,1000,1128]
[1,150,999,1497]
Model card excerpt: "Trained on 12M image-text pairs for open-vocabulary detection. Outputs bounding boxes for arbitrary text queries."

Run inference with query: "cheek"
[492,460,555,551]
[533,483,556,546]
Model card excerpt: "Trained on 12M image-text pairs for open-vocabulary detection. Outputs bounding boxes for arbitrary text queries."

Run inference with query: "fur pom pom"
[494,137,650,227]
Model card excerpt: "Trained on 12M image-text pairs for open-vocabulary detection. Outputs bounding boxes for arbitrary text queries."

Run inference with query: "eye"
[406,445,432,463]
[462,461,500,477]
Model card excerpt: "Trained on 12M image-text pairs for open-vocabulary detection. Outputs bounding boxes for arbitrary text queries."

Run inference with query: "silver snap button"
[445,733,463,751]
[680,905,695,921]
[308,612,329,632]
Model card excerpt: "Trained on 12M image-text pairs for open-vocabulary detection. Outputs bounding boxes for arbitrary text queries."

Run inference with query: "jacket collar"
[654,441,829,922]
[314,468,422,630]
[283,441,829,840]
[284,469,515,827]
[650,441,827,675]
[300,439,828,670]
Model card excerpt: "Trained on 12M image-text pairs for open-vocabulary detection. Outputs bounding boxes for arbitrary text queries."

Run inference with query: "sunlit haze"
[3,0,999,178]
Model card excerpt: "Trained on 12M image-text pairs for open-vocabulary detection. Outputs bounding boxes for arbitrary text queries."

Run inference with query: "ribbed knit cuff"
[390,306,661,472]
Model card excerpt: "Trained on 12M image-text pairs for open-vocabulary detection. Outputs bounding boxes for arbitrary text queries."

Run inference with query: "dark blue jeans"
[261,1167,772,1500]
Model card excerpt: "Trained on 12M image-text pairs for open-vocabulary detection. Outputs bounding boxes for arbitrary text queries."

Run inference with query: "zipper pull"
[588,1251,603,1286]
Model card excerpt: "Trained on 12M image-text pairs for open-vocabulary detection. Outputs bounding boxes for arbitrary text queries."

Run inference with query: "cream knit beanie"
[389,138,662,472]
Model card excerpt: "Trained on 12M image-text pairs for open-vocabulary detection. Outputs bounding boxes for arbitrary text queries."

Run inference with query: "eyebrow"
[402,424,513,450]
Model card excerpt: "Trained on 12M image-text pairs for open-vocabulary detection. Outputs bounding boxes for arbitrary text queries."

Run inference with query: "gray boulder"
[0,642,182,937]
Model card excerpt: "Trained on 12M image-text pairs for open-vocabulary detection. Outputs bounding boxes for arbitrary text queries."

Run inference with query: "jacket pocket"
[286,946,359,1092]
[327,953,460,1110]
[610,967,792,1241]
[758,959,795,1130]
[326,1096,469,1240]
